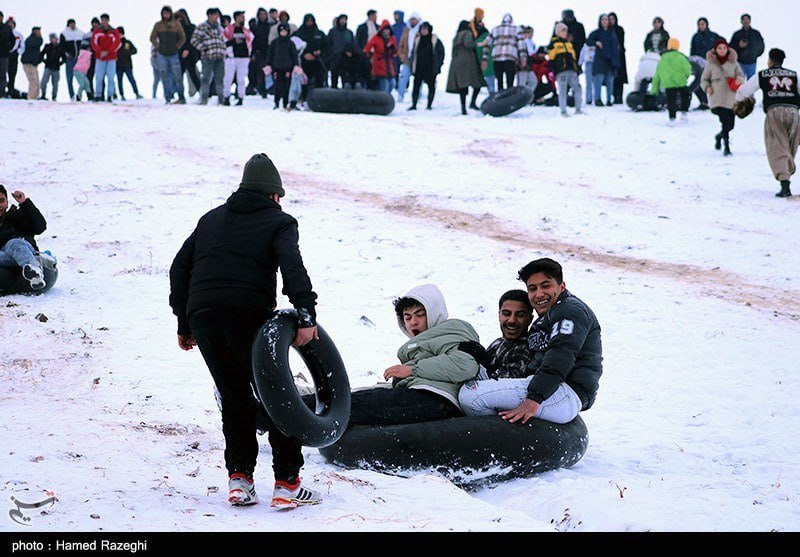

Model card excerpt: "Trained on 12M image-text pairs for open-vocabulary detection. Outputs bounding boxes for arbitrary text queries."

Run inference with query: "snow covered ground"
[2,0,800,534]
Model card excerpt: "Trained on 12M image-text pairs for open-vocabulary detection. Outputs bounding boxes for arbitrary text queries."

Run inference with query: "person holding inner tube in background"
[169,153,322,509]
[458,258,602,424]
[351,284,481,425]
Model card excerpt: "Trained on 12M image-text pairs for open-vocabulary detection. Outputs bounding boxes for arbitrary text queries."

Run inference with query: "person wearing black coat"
[175,9,201,96]
[294,13,330,100]
[249,8,275,96]
[331,42,371,90]
[265,23,298,109]
[327,14,354,88]
[21,28,44,100]
[39,33,65,100]
[729,14,765,79]
[0,186,48,289]
[169,154,320,507]
[690,17,720,110]
[553,9,585,58]
[0,12,15,97]
[644,17,670,53]
[408,22,445,111]
[608,12,627,104]
[116,27,142,100]
[355,10,378,51]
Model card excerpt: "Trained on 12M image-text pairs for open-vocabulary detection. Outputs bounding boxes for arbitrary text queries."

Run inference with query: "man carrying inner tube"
[169,153,322,509]
[458,258,603,424]
[348,284,481,425]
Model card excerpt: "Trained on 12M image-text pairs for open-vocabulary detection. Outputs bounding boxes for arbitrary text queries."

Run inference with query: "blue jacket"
[391,11,405,44]
[690,29,720,58]
[587,27,619,73]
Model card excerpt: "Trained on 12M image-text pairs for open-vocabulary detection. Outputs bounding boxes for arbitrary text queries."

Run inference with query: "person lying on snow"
[349,283,481,424]
[458,258,603,424]
[0,185,50,291]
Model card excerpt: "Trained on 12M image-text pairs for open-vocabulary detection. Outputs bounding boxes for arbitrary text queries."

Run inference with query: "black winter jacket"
[0,199,47,251]
[331,48,371,85]
[20,35,43,65]
[0,23,14,57]
[266,36,298,72]
[169,189,317,335]
[525,291,603,410]
[41,43,65,70]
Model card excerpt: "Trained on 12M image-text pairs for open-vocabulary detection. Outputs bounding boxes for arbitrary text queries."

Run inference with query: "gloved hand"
[457,340,492,368]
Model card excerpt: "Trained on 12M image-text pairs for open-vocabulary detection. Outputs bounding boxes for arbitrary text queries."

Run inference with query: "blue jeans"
[65,57,77,98]
[592,69,615,103]
[116,67,140,98]
[157,53,184,101]
[94,59,116,100]
[485,74,497,95]
[397,63,411,99]
[459,378,582,425]
[584,61,593,103]
[740,62,757,80]
[0,238,38,268]
[376,77,396,93]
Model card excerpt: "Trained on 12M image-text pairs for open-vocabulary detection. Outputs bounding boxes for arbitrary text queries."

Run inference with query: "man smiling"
[459,258,602,424]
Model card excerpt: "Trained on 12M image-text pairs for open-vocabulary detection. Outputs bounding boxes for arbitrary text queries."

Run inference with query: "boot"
[723,136,732,157]
[714,132,723,151]
[776,180,792,198]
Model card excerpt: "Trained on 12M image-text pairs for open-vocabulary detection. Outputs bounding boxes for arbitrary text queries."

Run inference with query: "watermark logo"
[8,491,57,526]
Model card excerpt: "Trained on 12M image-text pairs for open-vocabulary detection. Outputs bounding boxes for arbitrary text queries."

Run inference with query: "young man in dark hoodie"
[150,5,186,104]
[169,154,321,510]
[40,33,65,100]
[331,41,371,90]
[690,17,720,110]
[327,14,353,88]
[295,13,329,100]
[0,186,48,290]
[116,27,142,100]
[249,7,275,97]
[265,22,298,109]
[1,12,17,98]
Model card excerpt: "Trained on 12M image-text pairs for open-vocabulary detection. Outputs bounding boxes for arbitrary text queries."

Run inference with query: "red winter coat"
[91,27,122,61]
[364,21,397,78]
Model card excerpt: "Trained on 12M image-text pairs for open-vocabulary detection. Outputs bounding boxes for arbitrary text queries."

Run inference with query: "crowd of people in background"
[0,7,771,114]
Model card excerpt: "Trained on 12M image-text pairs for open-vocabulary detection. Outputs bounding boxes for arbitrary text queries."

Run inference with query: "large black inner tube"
[0,263,58,296]
[480,86,535,117]
[307,88,395,115]
[251,309,351,448]
[319,414,589,489]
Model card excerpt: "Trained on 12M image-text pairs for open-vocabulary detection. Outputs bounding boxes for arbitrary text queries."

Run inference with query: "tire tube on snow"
[251,309,351,448]
[480,86,535,117]
[0,264,58,296]
[318,414,589,488]
[306,88,395,115]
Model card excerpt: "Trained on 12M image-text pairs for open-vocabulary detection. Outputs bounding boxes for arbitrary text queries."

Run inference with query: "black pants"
[273,71,290,108]
[116,67,140,98]
[613,74,625,104]
[411,75,435,108]
[252,50,268,95]
[301,57,326,101]
[494,60,516,90]
[712,106,736,138]
[665,87,690,119]
[180,53,201,93]
[693,87,709,107]
[189,307,303,481]
[348,387,461,426]
[8,53,18,93]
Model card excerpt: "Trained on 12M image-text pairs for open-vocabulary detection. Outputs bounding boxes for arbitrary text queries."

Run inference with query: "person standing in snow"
[690,17,720,111]
[447,20,484,115]
[150,5,186,104]
[391,10,405,84]
[486,13,526,92]
[735,48,800,198]
[730,14,765,80]
[115,27,142,100]
[249,7,275,97]
[587,13,619,106]
[192,7,226,105]
[701,38,745,156]
[650,38,693,125]
[264,22,298,110]
[458,258,602,425]
[475,25,495,95]
[0,186,48,291]
[170,154,322,510]
[326,14,354,88]
[174,9,201,99]
[59,19,85,101]
[516,26,538,90]
[90,14,121,102]
[294,13,329,102]
[643,17,669,54]
[470,7,487,41]
[553,9,585,60]
[356,9,378,51]
[0,12,12,98]
[608,12,627,105]
[397,12,422,103]
[222,10,252,106]
[39,33,65,101]
[364,20,397,92]
[548,22,583,117]
[408,21,444,111]
[4,17,24,98]
[579,42,595,105]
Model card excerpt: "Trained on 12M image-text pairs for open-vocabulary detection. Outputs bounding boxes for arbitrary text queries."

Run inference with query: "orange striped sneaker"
[270,479,322,510]
[228,473,258,506]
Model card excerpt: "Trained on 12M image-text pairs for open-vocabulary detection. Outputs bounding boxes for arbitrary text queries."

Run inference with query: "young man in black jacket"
[0,185,47,290]
[169,154,322,510]
[459,258,602,425]
[0,12,15,98]
[40,33,65,100]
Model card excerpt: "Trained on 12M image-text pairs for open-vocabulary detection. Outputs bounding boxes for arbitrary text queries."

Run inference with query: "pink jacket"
[74,49,93,74]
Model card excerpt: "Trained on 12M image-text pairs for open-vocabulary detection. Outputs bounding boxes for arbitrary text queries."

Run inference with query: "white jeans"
[458,378,581,424]
[224,57,249,99]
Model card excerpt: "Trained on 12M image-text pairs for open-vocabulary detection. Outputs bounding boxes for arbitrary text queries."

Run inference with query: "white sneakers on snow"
[228,473,259,506]
[22,263,46,290]
[270,479,322,510]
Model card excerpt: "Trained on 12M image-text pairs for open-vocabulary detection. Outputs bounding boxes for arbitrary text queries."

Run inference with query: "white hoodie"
[396,283,449,338]
[406,12,423,61]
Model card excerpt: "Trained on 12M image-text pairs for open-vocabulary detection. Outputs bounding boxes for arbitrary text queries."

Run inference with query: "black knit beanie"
[239,153,285,197]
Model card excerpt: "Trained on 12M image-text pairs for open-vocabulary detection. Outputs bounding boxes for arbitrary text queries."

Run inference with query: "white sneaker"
[270,479,322,509]
[560,111,570,118]
[22,264,46,290]
[228,473,259,506]
[38,251,57,271]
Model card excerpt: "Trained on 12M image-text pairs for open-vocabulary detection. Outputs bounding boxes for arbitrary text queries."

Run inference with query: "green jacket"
[650,50,692,94]
[476,31,494,78]
[392,284,480,408]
